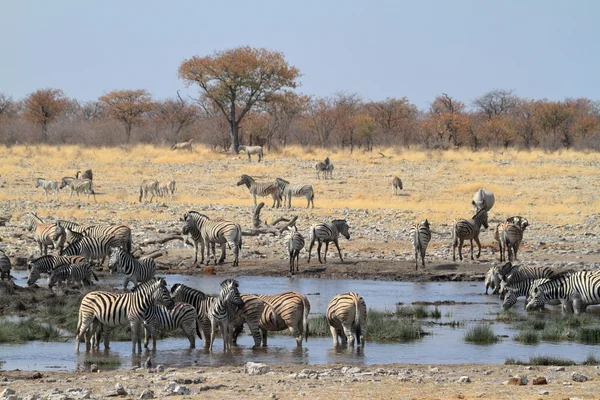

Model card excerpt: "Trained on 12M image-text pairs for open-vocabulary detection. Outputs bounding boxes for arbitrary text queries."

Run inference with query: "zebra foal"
[238,145,263,162]
[237,174,281,208]
[276,178,315,208]
[139,179,159,202]
[143,302,197,350]
[35,178,59,200]
[48,262,98,289]
[108,246,156,290]
[327,292,367,347]
[287,226,305,275]
[451,208,488,261]
[410,219,431,270]
[392,176,403,195]
[210,279,245,352]
[307,219,350,264]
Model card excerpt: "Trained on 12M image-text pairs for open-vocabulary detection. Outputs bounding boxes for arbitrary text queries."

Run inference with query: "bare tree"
[154,91,199,142]
[473,89,520,119]
[24,89,69,142]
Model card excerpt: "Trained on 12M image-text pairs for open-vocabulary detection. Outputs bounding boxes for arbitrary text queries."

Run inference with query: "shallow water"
[3,271,600,371]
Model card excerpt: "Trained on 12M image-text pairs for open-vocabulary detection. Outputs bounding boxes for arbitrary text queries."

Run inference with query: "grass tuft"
[514,330,540,344]
[464,324,498,345]
[505,356,577,366]
[0,318,62,343]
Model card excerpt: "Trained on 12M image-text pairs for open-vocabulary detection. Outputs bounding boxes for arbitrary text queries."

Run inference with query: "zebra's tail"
[354,294,362,346]
[302,295,310,342]
[195,317,203,342]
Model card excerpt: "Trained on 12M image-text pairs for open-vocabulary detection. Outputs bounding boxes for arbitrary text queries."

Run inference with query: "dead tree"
[242,202,298,236]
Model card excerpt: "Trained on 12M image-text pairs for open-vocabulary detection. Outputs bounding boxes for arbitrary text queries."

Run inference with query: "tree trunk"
[42,121,49,143]
[126,124,132,144]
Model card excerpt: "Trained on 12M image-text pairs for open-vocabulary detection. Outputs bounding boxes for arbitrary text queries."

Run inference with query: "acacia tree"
[366,97,418,147]
[428,93,469,147]
[24,88,69,142]
[99,89,154,143]
[178,46,301,153]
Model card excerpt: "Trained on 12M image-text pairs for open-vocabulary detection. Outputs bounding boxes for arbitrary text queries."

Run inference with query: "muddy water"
[2,272,600,371]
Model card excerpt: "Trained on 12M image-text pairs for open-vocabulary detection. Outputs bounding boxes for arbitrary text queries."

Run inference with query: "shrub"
[464,324,498,345]
[514,330,540,344]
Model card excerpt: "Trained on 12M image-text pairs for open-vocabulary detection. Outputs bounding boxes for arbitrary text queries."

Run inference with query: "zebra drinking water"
[275,178,315,208]
[209,279,245,352]
[139,179,160,202]
[327,292,367,347]
[526,270,600,314]
[231,294,277,347]
[238,145,263,162]
[143,302,197,350]
[182,211,242,266]
[451,208,488,261]
[48,262,98,289]
[35,178,59,200]
[237,174,281,208]
[410,219,431,270]
[108,246,156,290]
[501,278,553,310]
[392,176,403,195]
[307,219,351,264]
[27,255,86,286]
[286,226,305,275]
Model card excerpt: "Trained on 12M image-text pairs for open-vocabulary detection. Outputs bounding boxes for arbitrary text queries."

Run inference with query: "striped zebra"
[315,161,334,180]
[499,262,563,287]
[108,247,156,290]
[209,279,245,352]
[75,277,175,353]
[526,270,600,314]
[60,176,76,190]
[0,249,11,281]
[35,178,59,200]
[501,278,553,310]
[231,294,277,347]
[171,283,217,347]
[139,179,160,203]
[143,302,197,350]
[276,178,315,208]
[307,219,351,264]
[238,145,263,162]
[410,219,431,270]
[26,213,66,256]
[58,220,86,245]
[451,208,488,261]
[327,292,367,347]
[503,221,529,262]
[48,262,98,289]
[158,180,176,199]
[75,169,93,181]
[182,211,242,266]
[61,235,115,267]
[472,189,495,212]
[27,255,86,286]
[494,216,530,262]
[287,226,305,275]
[67,179,97,202]
[392,176,403,195]
[237,174,281,208]
[484,266,501,295]
[81,224,133,253]
[233,291,310,347]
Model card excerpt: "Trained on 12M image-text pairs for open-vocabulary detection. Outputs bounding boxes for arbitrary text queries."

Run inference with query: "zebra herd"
[139,179,176,202]
[34,169,96,202]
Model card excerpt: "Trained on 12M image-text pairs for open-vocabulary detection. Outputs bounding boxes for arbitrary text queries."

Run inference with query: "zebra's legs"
[143,324,155,350]
[474,237,482,259]
[307,235,316,263]
[316,241,323,264]
[329,326,338,346]
[182,320,196,349]
[333,239,344,262]
[421,248,426,268]
[218,243,226,264]
[342,324,355,347]
[131,321,142,353]
[261,328,268,346]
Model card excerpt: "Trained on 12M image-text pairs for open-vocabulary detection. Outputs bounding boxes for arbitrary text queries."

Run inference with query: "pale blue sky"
[1,0,598,109]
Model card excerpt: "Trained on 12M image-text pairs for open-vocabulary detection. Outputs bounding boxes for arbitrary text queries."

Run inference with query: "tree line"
[1,46,598,152]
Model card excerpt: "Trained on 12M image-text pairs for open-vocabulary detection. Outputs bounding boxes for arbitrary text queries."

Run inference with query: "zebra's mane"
[276,177,290,185]
[132,277,167,292]
[221,278,239,289]
[240,174,255,182]
[171,283,210,298]
[186,211,210,221]
[332,219,347,224]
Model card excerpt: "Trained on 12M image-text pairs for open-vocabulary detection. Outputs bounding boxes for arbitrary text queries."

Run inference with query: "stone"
[507,375,528,385]
[139,390,154,399]
[155,365,164,373]
[549,366,565,371]
[532,376,547,385]
[89,364,98,373]
[572,372,589,382]
[457,376,471,383]
[115,383,127,396]
[269,393,278,400]
[344,367,362,375]
[1,388,16,397]
[244,362,270,375]
[538,390,549,395]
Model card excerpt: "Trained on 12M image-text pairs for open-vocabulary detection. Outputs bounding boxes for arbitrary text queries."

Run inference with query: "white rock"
[139,390,154,399]
[245,362,270,375]
[457,376,471,383]
[572,372,589,382]
[1,389,16,398]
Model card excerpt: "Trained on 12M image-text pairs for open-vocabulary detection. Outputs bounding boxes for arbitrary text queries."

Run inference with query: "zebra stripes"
[484,266,501,295]
[526,271,600,314]
[327,292,367,347]
[276,178,315,208]
[75,277,174,353]
[307,219,350,264]
[61,235,115,266]
[139,179,160,202]
[209,279,245,352]
[35,178,59,200]
[501,278,551,310]
[170,283,216,347]
[0,249,10,281]
[238,145,263,162]
[451,208,488,261]
[108,247,156,290]
[158,180,176,199]
[498,262,562,287]
[392,176,403,195]
[182,211,242,266]
[48,262,98,289]
[410,219,431,270]
[232,294,276,347]
[67,179,97,202]
[287,226,305,275]
[81,224,133,253]
[503,221,528,262]
[27,255,86,286]
[237,174,281,208]
[143,302,197,350]
[26,213,66,256]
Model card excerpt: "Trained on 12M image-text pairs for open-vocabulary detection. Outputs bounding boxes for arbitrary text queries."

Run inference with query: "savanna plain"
[1,145,600,399]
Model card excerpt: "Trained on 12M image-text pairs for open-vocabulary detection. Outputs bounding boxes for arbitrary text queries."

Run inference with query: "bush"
[577,326,600,344]
[505,356,576,366]
[0,318,62,343]
[514,330,540,344]
[464,324,498,345]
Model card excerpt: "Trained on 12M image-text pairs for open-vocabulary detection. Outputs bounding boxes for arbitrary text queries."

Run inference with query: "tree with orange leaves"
[99,90,154,143]
[178,46,301,154]
[24,88,69,142]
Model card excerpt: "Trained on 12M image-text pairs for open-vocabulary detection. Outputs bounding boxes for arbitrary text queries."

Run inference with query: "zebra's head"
[220,279,244,308]
[182,212,203,235]
[236,174,253,188]
[332,219,351,240]
[525,287,546,312]
[27,267,41,286]
[35,178,42,188]
[502,288,518,310]
[108,246,124,273]
[26,213,42,231]
[150,277,175,310]
[473,208,489,230]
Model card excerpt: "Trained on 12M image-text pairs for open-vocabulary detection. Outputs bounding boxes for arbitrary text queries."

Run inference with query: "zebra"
[61,234,115,267]
[392,176,403,195]
[26,213,66,256]
[209,279,245,352]
[139,179,160,202]
[143,302,197,350]
[182,211,242,266]
[35,178,59,200]
[81,224,133,253]
[451,208,488,261]
[410,219,431,270]
[484,266,502,295]
[327,292,367,347]
[231,294,277,347]
[526,271,600,314]
[171,139,193,152]
[108,247,156,290]
[315,161,334,179]
[48,261,98,289]
[75,169,93,181]
[498,262,563,287]
[59,176,76,190]
[57,220,86,245]
[75,277,175,353]
[307,219,351,264]
[237,174,281,208]
[495,216,530,262]
[472,189,495,212]
[276,178,315,208]
[171,283,217,347]
[287,226,305,275]
[238,145,263,162]
[65,179,96,202]
[27,255,86,286]
[158,180,176,199]
[0,249,11,280]
[501,278,553,310]
[503,222,529,262]
[233,291,310,347]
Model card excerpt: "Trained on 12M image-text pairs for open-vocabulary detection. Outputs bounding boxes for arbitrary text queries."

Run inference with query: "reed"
[514,330,540,344]
[0,318,62,343]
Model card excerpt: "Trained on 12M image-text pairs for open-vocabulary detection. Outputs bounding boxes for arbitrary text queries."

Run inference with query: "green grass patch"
[583,354,600,365]
[514,330,540,344]
[464,324,498,345]
[577,326,600,344]
[396,305,441,319]
[0,318,62,343]
[82,355,122,368]
[496,310,526,323]
[505,356,577,366]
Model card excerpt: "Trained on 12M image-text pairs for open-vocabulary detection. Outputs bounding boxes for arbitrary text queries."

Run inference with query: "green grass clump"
[505,356,576,366]
[577,326,600,344]
[308,315,330,337]
[395,305,441,319]
[0,318,62,343]
[514,330,540,344]
[583,354,600,365]
[464,324,498,345]
[496,310,526,323]
[82,355,121,368]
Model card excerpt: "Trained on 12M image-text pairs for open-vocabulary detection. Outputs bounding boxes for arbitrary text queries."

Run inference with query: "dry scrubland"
[0,144,599,280]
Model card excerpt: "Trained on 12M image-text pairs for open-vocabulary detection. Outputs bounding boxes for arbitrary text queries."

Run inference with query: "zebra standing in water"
[27,255,86,286]
[209,279,245,352]
[452,208,488,261]
[237,174,281,208]
[410,219,431,270]
[501,278,553,310]
[327,292,367,347]
[307,219,351,264]
[238,145,263,162]
[231,294,276,347]
[26,213,66,256]
[171,283,217,347]
[108,247,156,290]
[287,226,305,275]
[276,178,315,208]
[48,262,98,289]
[35,178,59,200]
[139,179,160,202]
[75,277,174,353]
[392,176,403,195]
[143,302,197,350]
[182,211,242,266]
[0,249,11,280]
[526,270,600,314]
[252,291,310,347]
